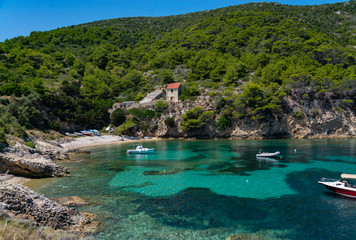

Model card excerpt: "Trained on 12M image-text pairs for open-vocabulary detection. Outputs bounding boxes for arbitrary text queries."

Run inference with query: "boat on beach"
[127,144,154,154]
[256,149,280,157]
[318,173,356,198]
[81,130,94,136]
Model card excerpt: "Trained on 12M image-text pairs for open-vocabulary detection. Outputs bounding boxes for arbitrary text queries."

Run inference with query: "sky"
[0,0,348,42]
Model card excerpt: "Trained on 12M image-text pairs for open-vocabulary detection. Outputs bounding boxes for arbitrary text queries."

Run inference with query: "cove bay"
[27,138,356,240]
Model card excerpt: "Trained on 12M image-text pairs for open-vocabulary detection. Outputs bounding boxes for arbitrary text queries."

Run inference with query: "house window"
[171,97,174,101]
[171,89,174,93]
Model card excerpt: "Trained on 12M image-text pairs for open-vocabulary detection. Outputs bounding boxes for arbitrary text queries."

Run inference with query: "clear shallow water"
[28,139,356,240]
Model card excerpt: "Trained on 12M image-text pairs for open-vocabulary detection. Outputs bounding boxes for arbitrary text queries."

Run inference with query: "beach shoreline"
[59,135,160,150]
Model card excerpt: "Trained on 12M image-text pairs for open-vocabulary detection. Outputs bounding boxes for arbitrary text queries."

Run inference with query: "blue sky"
[0,0,347,42]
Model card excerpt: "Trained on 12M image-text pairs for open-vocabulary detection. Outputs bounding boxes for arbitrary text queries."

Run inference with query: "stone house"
[166,83,182,102]
[112,101,136,111]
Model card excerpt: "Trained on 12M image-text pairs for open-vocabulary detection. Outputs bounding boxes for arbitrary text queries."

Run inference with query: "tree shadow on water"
[133,168,356,240]
[135,187,268,229]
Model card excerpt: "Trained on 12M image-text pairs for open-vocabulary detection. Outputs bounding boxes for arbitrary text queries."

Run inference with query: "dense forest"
[0,1,355,144]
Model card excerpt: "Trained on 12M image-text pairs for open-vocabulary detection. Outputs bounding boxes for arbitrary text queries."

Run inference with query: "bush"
[155,100,168,112]
[144,109,155,119]
[111,108,128,126]
[25,141,35,148]
[216,114,231,131]
[135,92,144,101]
[164,117,176,128]
[181,107,214,131]
[334,106,343,112]
[155,112,162,118]
[115,119,137,134]
[0,127,6,146]
[342,99,353,104]
[129,108,155,120]
[293,111,304,119]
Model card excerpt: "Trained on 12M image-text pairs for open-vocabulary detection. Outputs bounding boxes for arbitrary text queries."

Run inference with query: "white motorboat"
[318,173,356,198]
[256,149,280,157]
[127,144,154,154]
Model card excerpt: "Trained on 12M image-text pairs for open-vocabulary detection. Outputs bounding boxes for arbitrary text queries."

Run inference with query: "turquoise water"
[29,139,356,239]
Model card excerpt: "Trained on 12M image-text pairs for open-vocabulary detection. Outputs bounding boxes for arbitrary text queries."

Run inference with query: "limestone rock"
[0,152,69,177]
[0,182,91,231]
[152,94,355,139]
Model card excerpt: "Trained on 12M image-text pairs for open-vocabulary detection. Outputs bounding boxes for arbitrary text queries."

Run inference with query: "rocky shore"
[0,134,154,237]
[0,182,90,231]
[0,136,97,237]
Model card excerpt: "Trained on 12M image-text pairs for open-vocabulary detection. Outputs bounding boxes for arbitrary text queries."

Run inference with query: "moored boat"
[318,173,356,198]
[127,144,154,154]
[256,149,280,157]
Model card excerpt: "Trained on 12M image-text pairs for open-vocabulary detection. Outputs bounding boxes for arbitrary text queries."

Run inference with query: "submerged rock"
[51,196,88,207]
[226,233,264,240]
[0,182,91,231]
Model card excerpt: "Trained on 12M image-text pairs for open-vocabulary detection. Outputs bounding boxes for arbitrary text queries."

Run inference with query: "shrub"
[293,111,304,119]
[155,100,168,112]
[0,127,6,146]
[135,92,144,101]
[334,106,343,112]
[181,107,214,131]
[216,114,231,131]
[143,109,155,119]
[342,99,353,104]
[114,119,137,134]
[164,117,176,128]
[25,141,35,148]
[155,112,162,118]
[111,108,128,126]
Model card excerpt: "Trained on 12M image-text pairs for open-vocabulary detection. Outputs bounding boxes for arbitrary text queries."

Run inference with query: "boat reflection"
[256,156,278,162]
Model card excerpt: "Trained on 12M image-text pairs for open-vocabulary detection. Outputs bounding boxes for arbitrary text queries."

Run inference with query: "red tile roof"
[167,83,182,89]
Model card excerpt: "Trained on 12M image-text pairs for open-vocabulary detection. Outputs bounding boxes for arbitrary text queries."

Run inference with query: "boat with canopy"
[127,144,154,154]
[318,173,356,198]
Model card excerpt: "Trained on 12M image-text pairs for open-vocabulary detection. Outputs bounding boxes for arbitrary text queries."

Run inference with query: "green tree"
[65,51,76,67]
[181,107,214,131]
[160,69,174,84]
[111,108,128,126]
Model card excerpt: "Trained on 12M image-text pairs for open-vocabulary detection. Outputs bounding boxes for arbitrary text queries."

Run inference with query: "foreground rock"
[0,148,69,177]
[0,182,91,231]
[0,137,77,177]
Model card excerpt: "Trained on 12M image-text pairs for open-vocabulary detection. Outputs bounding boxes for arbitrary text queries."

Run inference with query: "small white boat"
[127,144,154,154]
[256,149,280,157]
[318,173,356,198]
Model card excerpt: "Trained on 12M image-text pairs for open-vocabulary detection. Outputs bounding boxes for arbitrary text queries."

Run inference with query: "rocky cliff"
[153,92,356,139]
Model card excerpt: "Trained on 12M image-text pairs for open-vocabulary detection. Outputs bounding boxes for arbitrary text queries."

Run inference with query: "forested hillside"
[0,1,355,143]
